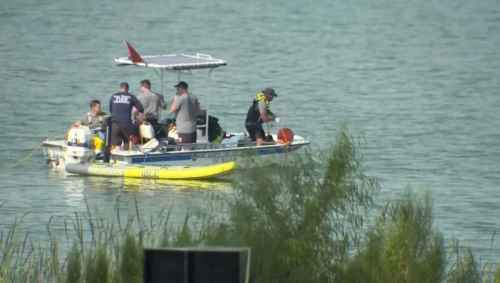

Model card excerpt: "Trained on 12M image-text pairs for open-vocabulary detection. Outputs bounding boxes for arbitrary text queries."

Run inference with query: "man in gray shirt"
[170,81,200,144]
[138,79,165,122]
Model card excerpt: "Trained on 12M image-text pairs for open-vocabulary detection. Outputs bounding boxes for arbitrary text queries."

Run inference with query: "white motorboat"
[42,42,310,168]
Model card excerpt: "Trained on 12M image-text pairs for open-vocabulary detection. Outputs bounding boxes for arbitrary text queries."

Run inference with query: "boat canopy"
[114,41,226,70]
[115,54,227,70]
[114,41,227,95]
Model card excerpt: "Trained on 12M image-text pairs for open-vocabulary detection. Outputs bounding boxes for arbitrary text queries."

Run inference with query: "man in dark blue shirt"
[109,82,144,149]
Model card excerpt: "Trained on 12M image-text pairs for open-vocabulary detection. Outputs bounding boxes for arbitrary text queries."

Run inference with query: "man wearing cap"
[109,82,144,150]
[245,87,278,146]
[170,81,200,144]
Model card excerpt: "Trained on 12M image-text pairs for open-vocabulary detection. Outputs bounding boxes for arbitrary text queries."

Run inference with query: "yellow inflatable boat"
[65,161,235,180]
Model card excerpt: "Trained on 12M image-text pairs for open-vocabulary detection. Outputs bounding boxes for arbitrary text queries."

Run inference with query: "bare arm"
[258,101,274,122]
[170,96,178,113]
[260,109,274,122]
[132,95,144,113]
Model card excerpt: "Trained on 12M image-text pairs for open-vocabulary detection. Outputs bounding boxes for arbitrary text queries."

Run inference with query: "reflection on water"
[0,166,233,243]
[118,177,233,192]
[56,169,233,194]
[60,173,86,208]
[17,169,232,253]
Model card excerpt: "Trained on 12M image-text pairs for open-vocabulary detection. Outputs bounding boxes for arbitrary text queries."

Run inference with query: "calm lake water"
[1,0,500,261]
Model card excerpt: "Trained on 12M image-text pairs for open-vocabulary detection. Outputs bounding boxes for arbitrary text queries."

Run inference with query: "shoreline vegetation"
[1,128,499,282]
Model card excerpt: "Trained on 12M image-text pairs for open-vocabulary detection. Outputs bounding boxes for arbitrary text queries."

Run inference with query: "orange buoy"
[277,128,294,144]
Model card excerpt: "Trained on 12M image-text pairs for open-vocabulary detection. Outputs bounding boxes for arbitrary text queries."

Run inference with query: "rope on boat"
[9,144,42,169]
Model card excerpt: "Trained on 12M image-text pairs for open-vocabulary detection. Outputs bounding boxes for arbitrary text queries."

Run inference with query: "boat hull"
[42,137,309,168]
[65,161,235,180]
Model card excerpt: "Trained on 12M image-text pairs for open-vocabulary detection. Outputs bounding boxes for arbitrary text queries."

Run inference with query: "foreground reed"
[0,128,498,282]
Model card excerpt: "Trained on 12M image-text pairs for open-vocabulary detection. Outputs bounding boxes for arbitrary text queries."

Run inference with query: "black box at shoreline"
[144,247,251,283]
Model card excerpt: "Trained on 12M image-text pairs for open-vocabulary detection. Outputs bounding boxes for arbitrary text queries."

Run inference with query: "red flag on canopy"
[125,41,144,64]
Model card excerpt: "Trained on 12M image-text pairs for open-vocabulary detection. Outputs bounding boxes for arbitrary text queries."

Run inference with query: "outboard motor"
[67,125,92,146]
[65,125,95,164]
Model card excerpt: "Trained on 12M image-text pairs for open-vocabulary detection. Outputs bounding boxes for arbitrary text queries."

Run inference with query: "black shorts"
[245,123,265,141]
[178,132,197,144]
[110,122,135,146]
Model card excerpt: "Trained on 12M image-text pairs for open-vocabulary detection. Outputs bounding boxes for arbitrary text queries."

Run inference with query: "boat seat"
[196,109,209,143]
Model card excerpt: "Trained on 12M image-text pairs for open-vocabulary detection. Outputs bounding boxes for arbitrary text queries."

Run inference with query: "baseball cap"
[262,87,277,97]
[174,81,189,89]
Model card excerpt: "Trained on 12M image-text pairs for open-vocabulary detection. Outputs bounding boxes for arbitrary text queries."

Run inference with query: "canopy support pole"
[160,69,165,97]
